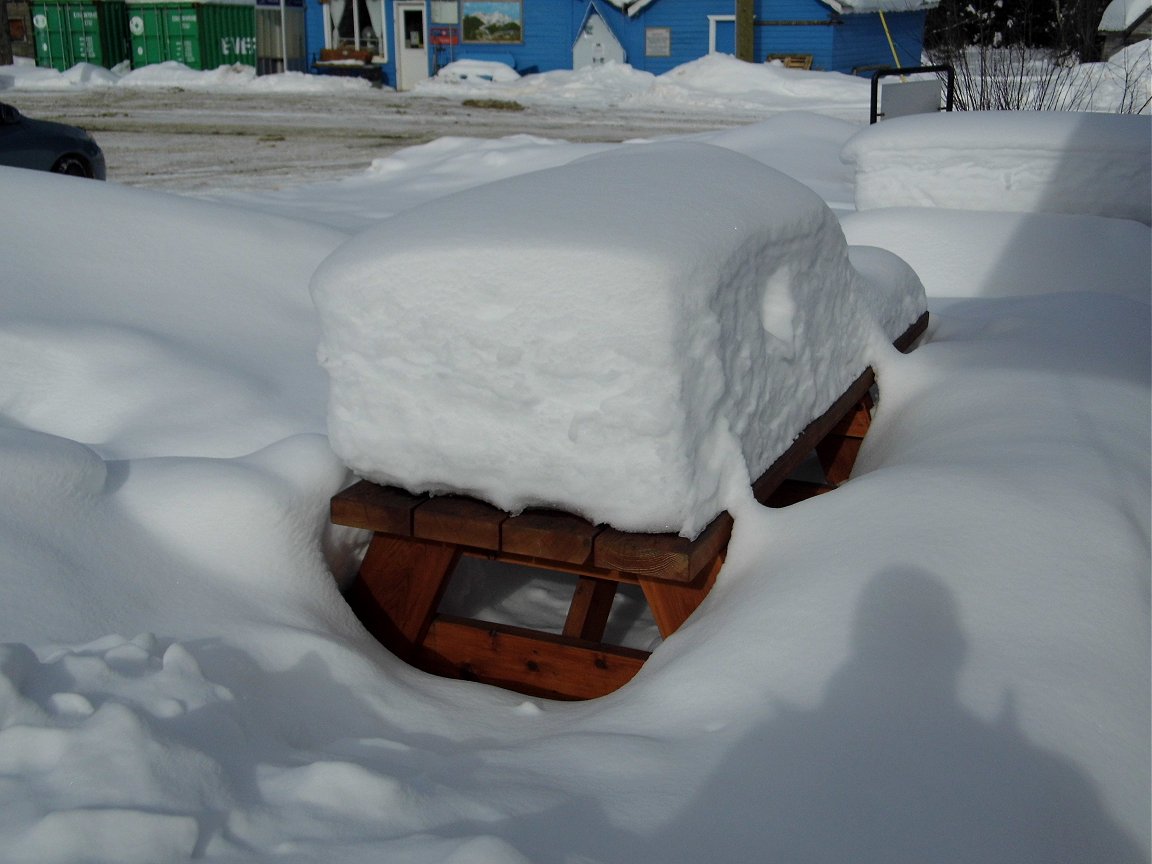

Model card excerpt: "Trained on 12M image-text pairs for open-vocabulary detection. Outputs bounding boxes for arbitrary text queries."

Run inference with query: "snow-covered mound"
[311,142,925,537]
[842,111,1152,224]
[430,59,521,83]
[841,208,1152,301]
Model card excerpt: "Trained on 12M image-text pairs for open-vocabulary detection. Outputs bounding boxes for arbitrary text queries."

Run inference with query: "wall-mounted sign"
[645,26,671,57]
[430,25,459,45]
[460,0,522,44]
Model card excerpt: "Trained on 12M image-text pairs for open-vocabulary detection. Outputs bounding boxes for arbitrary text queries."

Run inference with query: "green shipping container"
[31,0,130,71]
[126,1,255,70]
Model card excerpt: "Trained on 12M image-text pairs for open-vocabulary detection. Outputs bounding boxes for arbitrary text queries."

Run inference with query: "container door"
[393,0,427,91]
[129,5,165,67]
[165,5,201,67]
[31,3,70,70]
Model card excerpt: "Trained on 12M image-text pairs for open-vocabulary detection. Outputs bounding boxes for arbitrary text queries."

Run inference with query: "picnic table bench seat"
[331,312,928,701]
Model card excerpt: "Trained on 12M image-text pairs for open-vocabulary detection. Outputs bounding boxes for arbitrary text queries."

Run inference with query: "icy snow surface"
[0,60,1147,864]
[313,142,924,537]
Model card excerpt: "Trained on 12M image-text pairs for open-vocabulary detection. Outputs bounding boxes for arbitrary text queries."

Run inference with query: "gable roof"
[1099,0,1152,32]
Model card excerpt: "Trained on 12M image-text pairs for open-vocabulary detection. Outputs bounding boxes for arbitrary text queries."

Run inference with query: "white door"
[572,10,625,69]
[394,2,428,91]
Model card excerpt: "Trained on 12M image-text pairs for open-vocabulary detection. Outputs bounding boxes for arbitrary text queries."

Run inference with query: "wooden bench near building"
[331,313,928,701]
[313,47,383,84]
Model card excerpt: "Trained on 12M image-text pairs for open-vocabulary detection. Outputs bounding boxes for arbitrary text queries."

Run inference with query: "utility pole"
[0,0,14,66]
[735,0,754,62]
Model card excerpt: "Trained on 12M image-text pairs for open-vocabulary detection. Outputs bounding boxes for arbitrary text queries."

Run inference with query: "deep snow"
[0,56,1148,864]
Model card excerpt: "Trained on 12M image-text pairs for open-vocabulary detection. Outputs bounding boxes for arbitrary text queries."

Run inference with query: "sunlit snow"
[0,56,1148,864]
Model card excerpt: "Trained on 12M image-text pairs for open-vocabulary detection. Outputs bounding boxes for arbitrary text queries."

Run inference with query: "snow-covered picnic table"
[312,142,927,698]
[312,141,926,539]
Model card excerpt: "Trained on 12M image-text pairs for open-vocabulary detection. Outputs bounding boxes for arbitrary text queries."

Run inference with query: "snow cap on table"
[842,111,1152,225]
[311,142,925,538]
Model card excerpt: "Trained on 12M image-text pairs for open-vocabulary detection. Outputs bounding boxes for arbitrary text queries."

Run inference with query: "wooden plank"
[330,480,424,536]
[418,616,648,701]
[751,368,875,504]
[815,395,871,486]
[639,552,722,638]
[502,509,601,565]
[461,549,640,585]
[762,478,834,508]
[414,496,506,551]
[831,394,873,438]
[562,577,617,642]
[345,534,459,659]
[817,434,864,487]
[593,511,733,584]
[894,311,930,353]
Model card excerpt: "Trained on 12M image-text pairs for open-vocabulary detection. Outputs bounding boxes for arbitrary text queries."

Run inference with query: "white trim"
[707,14,734,55]
[394,0,429,91]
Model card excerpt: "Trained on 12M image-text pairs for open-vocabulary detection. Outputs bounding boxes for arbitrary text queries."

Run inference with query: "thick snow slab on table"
[312,142,925,537]
[842,112,1152,225]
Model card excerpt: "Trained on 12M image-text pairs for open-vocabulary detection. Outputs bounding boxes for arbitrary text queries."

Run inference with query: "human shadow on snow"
[490,567,1147,864]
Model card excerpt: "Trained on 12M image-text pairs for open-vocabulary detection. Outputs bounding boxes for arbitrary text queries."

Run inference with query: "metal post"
[279,0,288,72]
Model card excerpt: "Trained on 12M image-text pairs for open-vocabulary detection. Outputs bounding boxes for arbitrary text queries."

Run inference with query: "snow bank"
[0,58,371,93]
[841,208,1152,301]
[312,142,925,537]
[842,111,1152,224]
[0,166,346,459]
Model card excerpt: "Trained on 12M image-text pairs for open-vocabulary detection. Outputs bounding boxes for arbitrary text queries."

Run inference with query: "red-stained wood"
[330,480,425,536]
[413,496,506,551]
[417,615,648,700]
[334,310,930,700]
[502,509,601,564]
[346,534,459,659]
[562,577,618,642]
[639,552,722,638]
[816,396,873,486]
[593,512,733,584]
[751,368,876,504]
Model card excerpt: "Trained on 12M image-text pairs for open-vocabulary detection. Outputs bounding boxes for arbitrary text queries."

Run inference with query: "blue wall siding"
[301,0,931,84]
[447,0,575,73]
[608,0,729,74]
[832,9,927,72]
[752,0,835,68]
[305,0,326,71]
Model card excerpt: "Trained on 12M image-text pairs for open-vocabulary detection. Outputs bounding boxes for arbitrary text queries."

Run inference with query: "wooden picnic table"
[331,312,928,700]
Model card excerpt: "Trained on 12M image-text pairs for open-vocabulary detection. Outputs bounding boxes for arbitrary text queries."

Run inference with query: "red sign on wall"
[430,26,459,46]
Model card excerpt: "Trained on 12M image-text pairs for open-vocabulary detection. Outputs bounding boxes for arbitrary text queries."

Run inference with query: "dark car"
[0,101,106,180]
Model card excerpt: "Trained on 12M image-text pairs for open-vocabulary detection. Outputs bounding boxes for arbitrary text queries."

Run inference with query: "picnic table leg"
[563,577,618,642]
[346,534,460,661]
[638,554,722,638]
[816,392,873,486]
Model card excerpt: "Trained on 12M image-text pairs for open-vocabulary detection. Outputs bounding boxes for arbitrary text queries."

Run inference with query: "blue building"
[307,0,937,90]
